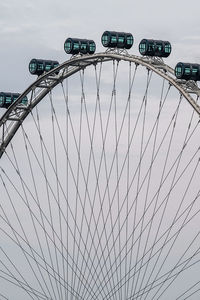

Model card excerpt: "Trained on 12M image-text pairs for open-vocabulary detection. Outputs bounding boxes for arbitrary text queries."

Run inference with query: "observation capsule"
[139,39,171,57]
[0,92,28,109]
[175,62,200,81]
[29,59,59,76]
[101,31,134,49]
[64,38,96,55]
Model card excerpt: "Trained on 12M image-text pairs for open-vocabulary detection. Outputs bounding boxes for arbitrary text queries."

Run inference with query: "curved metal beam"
[0,52,199,158]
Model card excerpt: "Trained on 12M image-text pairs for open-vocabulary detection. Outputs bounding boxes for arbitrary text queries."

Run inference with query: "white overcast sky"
[0,0,200,93]
[1,1,200,299]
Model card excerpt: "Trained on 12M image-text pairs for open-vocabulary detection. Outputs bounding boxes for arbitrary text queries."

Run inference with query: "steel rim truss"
[0,51,200,158]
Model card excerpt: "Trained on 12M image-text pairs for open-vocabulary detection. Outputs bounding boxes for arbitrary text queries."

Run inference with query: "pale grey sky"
[1,1,200,299]
[1,0,200,91]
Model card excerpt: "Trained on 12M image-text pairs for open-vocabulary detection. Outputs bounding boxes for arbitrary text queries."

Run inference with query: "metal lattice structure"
[1,51,200,300]
[0,52,200,158]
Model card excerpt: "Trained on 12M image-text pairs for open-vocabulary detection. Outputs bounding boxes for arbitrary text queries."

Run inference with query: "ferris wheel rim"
[1,50,200,300]
[0,51,200,159]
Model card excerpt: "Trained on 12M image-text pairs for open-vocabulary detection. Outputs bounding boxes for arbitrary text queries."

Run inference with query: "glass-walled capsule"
[0,92,28,109]
[101,31,134,49]
[64,38,80,55]
[175,62,200,81]
[139,39,171,57]
[29,59,59,76]
[64,38,96,55]
[88,40,96,54]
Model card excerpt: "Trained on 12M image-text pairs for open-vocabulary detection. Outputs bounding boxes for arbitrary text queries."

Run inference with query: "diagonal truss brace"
[0,52,200,158]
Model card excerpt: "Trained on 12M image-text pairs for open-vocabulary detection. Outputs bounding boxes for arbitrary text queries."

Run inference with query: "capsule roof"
[29,59,59,76]
[139,39,171,57]
[64,38,96,55]
[101,31,134,49]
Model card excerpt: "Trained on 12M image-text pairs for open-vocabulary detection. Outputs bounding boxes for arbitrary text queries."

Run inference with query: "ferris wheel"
[0,31,200,300]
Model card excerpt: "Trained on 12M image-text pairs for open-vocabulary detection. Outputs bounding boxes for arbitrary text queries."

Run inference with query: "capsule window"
[54,63,59,68]
[46,65,51,71]
[64,41,71,52]
[80,41,87,53]
[184,67,191,75]
[29,62,37,73]
[148,42,154,51]
[139,43,146,53]
[165,44,171,53]
[156,43,163,51]
[73,42,80,50]
[21,97,28,105]
[0,95,3,106]
[102,33,109,46]
[45,64,52,71]
[13,95,27,105]
[175,66,182,77]
[89,42,95,52]
[118,35,125,44]
[81,42,87,50]
[38,63,44,71]
[111,35,117,44]
[13,95,19,102]
[126,35,133,45]
[192,67,198,75]
[5,95,12,104]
